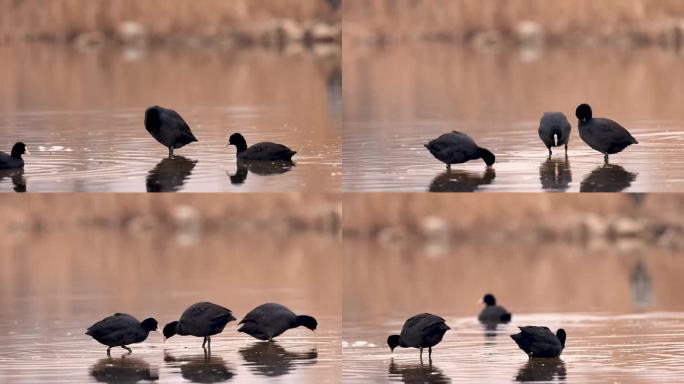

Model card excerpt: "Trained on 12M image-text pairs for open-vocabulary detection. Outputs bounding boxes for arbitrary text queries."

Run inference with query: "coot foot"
[122,346,132,354]
[107,347,112,356]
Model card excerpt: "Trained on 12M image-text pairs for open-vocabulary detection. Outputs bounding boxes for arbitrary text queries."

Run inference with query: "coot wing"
[512,326,562,357]
[243,142,295,161]
[159,107,198,145]
[86,313,141,345]
[239,304,295,339]
[400,313,448,347]
[582,118,637,153]
[178,302,234,335]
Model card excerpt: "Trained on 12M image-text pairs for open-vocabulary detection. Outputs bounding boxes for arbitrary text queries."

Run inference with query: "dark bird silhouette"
[511,326,566,358]
[238,303,317,341]
[576,104,637,163]
[163,302,236,349]
[227,133,296,161]
[478,294,512,324]
[90,357,159,383]
[86,314,158,355]
[387,313,450,361]
[0,142,29,169]
[539,157,572,192]
[146,156,197,192]
[538,112,571,157]
[428,168,495,192]
[0,169,27,192]
[425,131,495,170]
[239,342,317,377]
[145,106,198,158]
[580,164,637,192]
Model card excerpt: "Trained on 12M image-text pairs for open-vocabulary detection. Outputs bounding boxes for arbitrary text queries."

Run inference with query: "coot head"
[141,318,159,333]
[145,106,161,132]
[575,104,593,123]
[228,133,248,151]
[11,142,29,158]
[478,148,496,167]
[556,329,566,347]
[296,315,318,331]
[387,335,401,352]
[482,293,496,306]
[163,321,178,340]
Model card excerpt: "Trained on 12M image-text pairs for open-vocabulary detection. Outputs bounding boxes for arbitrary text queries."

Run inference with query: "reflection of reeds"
[0,0,339,45]
[342,194,683,248]
[0,194,341,236]
[344,0,684,47]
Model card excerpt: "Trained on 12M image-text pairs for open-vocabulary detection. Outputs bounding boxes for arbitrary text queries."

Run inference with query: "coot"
[538,112,571,157]
[86,313,158,355]
[0,142,29,169]
[228,133,296,161]
[387,313,450,360]
[511,326,566,358]
[478,293,512,323]
[576,104,637,163]
[163,302,236,349]
[425,131,495,170]
[238,303,317,341]
[145,106,198,158]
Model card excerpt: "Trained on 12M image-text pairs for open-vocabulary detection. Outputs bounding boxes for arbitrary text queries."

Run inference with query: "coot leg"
[207,336,211,350]
[106,347,112,356]
[419,347,423,361]
[168,147,173,159]
[548,148,552,157]
[429,347,432,360]
[122,346,132,354]
[604,153,609,164]
[564,144,568,155]
[202,336,207,349]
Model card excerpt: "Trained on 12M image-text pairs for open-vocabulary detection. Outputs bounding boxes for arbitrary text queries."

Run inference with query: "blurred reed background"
[0,0,340,47]
[343,194,683,248]
[344,0,684,48]
[0,194,341,237]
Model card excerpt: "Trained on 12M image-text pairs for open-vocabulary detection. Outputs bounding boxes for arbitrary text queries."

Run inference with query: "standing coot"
[145,106,198,158]
[0,142,29,169]
[576,104,637,163]
[238,303,317,341]
[86,313,158,355]
[425,131,495,170]
[387,313,450,361]
[227,133,296,161]
[511,326,566,358]
[163,302,237,349]
[478,293,512,323]
[538,112,571,157]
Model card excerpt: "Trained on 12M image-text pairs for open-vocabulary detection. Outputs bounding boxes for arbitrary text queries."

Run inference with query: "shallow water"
[343,241,684,383]
[343,45,684,192]
[0,45,341,192]
[0,230,342,383]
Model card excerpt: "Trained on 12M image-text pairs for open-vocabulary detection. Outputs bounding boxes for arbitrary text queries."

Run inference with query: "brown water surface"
[0,45,341,192]
[343,241,684,383]
[0,229,342,383]
[343,45,684,192]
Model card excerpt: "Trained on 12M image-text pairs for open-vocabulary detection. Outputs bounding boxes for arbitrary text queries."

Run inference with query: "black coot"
[576,104,637,163]
[387,313,450,360]
[163,302,236,349]
[86,313,158,355]
[425,131,495,170]
[478,293,512,323]
[145,106,198,158]
[511,326,566,358]
[228,133,296,161]
[238,303,317,341]
[0,142,29,169]
[538,112,571,156]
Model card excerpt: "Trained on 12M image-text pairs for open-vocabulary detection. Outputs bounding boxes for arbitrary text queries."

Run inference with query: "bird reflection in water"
[90,356,158,383]
[164,350,235,383]
[428,168,495,192]
[539,157,572,192]
[389,359,451,384]
[515,358,566,382]
[0,169,26,192]
[239,342,317,377]
[146,156,197,192]
[580,164,637,192]
[228,159,295,185]
[630,259,653,309]
[482,322,501,346]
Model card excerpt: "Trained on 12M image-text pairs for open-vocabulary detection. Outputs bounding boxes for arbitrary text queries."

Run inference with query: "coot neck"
[234,142,248,153]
